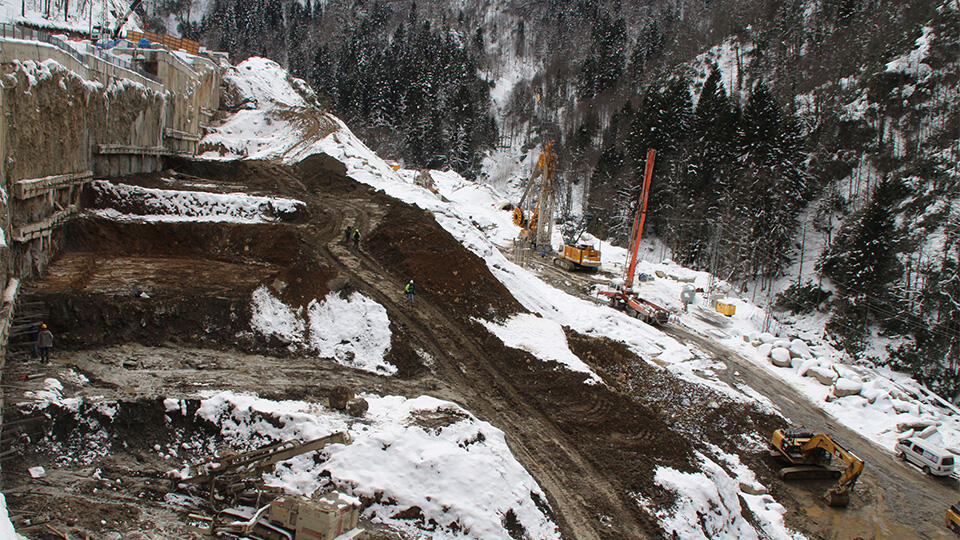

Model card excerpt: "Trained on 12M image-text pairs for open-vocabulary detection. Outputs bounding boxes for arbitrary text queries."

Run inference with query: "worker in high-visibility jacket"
[404,280,415,302]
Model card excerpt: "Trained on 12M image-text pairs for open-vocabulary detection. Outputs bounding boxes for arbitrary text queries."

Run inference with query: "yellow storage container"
[716,301,736,316]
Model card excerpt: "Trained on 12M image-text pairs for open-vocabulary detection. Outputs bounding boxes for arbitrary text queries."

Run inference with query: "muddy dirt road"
[665,323,957,539]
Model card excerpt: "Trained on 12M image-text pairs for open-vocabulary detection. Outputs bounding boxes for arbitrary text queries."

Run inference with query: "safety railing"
[0,22,160,83]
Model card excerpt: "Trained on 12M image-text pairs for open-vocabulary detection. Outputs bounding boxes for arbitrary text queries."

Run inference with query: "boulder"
[797,359,819,377]
[329,385,354,411]
[739,482,766,495]
[789,339,811,358]
[773,339,791,349]
[346,397,369,417]
[833,378,862,397]
[861,388,889,404]
[891,399,920,415]
[770,347,792,367]
[757,343,774,359]
[918,424,938,439]
[815,368,837,385]
[807,367,837,386]
[757,332,776,344]
[897,420,936,432]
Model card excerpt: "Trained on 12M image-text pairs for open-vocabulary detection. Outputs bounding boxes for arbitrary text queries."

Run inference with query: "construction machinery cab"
[553,214,601,271]
[948,502,960,535]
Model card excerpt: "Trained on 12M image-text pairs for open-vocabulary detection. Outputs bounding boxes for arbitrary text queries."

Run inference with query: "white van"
[895,437,955,476]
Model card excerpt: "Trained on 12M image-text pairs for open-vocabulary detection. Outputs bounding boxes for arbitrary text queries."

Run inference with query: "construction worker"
[352,227,361,249]
[344,225,352,243]
[36,323,53,363]
[404,280,415,302]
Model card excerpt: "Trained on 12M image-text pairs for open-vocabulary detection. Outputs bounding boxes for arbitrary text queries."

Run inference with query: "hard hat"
[41,324,47,329]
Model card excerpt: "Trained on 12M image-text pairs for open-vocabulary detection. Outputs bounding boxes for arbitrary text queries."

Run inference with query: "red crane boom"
[597,148,669,326]
[626,148,656,292]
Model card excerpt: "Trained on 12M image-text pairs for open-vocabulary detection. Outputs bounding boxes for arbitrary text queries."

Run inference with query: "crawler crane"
[597,149,670,325]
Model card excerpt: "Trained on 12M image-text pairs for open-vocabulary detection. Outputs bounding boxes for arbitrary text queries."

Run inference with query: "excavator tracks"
[778,465,842,481]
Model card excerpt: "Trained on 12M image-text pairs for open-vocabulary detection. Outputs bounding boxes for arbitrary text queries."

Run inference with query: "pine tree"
[821,177,906,351]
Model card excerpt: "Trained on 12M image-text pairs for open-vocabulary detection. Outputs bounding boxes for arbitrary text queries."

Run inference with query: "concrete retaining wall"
[0,31,223,297]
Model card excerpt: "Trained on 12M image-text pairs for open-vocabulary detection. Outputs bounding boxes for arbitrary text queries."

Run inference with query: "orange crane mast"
[597,149,670,325]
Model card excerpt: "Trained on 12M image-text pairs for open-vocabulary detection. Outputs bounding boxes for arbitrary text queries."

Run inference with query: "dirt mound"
[364,203,523,319]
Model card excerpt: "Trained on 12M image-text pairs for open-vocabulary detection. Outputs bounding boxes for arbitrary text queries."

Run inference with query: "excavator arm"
[803,434,864,506]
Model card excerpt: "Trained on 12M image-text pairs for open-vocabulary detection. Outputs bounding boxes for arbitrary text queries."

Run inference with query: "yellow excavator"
[769,428,865,507]
[948,502,960,536]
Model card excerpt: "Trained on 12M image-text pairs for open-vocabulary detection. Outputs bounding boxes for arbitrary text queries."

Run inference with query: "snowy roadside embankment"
[650,450,802,540]
[679,295,960,457]
[250,287,395,375]
[186,391,561,540]
[90,181,304,224]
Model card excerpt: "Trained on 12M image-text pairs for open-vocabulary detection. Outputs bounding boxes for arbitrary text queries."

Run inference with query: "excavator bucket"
[827,488,850,507]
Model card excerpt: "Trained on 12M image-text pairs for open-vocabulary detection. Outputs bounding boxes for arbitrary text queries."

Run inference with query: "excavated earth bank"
[2,155,789,539]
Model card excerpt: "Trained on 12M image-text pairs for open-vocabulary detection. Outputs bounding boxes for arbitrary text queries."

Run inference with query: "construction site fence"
[0,22,160,83]
[126,30,201,56]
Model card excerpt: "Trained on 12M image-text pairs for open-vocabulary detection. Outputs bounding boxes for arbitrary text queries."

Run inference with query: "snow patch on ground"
[886,25,935,79]
[249,288,395,375]
[0,494,19,540]
[655,452,802,540]
[479,314,602,383]
[250,285,304,345]
[193,391,560,540]
[90,181,304,223]
[307,292,394,375]
[224,57,310,108]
